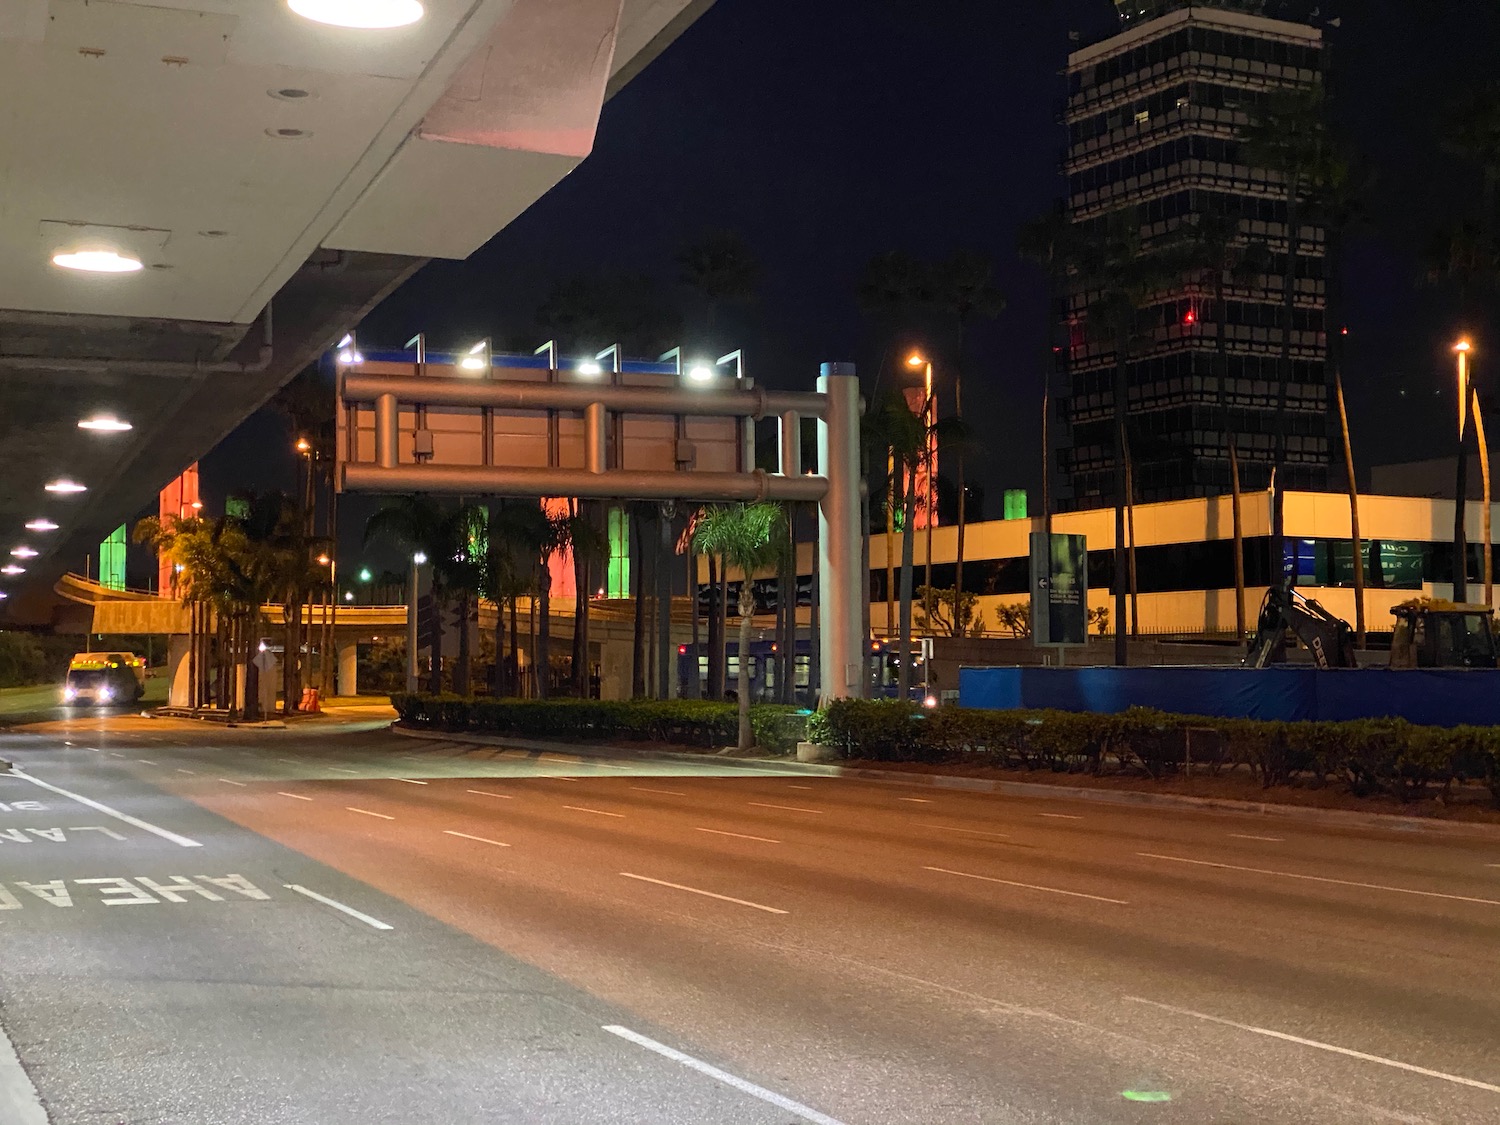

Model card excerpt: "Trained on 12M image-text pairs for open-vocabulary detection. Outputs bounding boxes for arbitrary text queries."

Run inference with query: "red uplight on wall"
[1182,307,1197,326]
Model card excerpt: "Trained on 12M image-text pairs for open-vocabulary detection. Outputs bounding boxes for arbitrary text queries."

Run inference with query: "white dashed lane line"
[748,802,821,815]
[925,865,1128,906]
[278,792,314,801]
[1138,853,1500,908]
[1038,813,1082,820]
[285,884,393,931]
[631,786,686,796]
[695,827,781,844]
[444,830,511,848]
[563,805,625,819]
[219,779,247,787]
[619,873,787,915]
[1229,833,1284,843]
[390,778,428,785]
[346,807,394,821]
[466,789,513,800]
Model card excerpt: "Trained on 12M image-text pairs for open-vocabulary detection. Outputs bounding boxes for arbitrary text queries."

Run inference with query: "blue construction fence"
[958,666,1500,728]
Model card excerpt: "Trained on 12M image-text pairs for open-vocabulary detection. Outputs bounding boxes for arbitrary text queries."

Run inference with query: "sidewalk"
[390,723,1500,842]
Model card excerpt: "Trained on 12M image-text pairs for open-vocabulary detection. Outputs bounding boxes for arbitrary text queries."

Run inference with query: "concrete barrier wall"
[958,666,1500,727]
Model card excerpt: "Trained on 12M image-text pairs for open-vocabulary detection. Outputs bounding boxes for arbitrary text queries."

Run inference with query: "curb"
[388,723,1500,841]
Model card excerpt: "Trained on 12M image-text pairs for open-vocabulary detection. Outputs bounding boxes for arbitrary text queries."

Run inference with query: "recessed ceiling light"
[266,127,312,139]
[1,565,25,576]
[287,0,424,29]
[45,480,87,494]
[269,87,312,100]
[25,519,58,532]
[10,547,38,559]
[78,415,132,432]
[52,249,144,274]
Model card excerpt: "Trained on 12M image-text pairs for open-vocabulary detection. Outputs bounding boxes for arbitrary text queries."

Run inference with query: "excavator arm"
[1245,587,1358,669]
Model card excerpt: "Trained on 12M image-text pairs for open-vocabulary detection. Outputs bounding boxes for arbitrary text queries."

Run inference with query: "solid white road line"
[631,786,686,796]
[930,825,1011,840]
[1126,996,1500,1095]
[277,792,314,802]
[391,777,428,785]
[1038,812,1083,820]
[563,805,625,818]
[749,802,821,814]
[218,779,247,787]
[466,789,513,799]
[619,872,788,915]
[346,807,394,820]
[603,1025,846,1125]
[1138,852,1500,908]
[925,865,1129,905]
[10,770,201,848]
[0,1013,47,1125]
[1229,833,1285,843]
[695,827,781,844]
[284,884,393,931]
[444,830,511,848]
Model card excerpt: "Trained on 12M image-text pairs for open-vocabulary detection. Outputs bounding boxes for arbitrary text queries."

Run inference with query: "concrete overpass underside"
[0,0,712,627]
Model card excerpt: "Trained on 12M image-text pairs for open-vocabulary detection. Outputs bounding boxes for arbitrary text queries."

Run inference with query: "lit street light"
[1455,339,1491,606]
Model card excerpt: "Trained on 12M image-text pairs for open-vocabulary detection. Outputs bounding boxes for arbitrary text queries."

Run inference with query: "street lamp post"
[407,552,426,693]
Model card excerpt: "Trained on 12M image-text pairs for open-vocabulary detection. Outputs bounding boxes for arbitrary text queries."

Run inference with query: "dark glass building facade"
[1055,2,1329,510]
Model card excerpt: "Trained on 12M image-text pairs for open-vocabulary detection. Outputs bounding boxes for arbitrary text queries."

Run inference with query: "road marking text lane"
[9,771,201,848]
[619,872,788,915]
[925,865,1128,905]
[1126,997,1500,1095]
[694,827,781,844]
[285,884,393,930]
[603,1025,846,1125]
[1138,852,1500,907]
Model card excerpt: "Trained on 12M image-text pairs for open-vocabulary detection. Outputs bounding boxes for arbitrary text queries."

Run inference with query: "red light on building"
[677,644,688,655]
[1182,308,1197,325]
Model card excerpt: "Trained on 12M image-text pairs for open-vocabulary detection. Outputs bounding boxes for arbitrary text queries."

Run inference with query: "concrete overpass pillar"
[337,642,359,697]
[818,364,865,703]
[167,635,191,708]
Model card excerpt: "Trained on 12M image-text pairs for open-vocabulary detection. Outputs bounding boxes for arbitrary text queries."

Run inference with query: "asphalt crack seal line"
[0,1013,47,1125]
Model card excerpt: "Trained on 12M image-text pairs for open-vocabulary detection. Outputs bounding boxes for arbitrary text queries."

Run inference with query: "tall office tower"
[1054,0,1328,510]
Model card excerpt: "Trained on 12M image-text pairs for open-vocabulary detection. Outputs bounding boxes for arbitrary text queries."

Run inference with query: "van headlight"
[97,686,113,703]
[62,687,76,702]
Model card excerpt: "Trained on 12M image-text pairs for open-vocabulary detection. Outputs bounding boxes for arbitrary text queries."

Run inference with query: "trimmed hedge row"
[808,699,1500,803]
[391,694,809,754]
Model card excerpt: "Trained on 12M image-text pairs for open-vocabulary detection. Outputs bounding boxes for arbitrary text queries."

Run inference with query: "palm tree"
[1242,84,1335,580]
[365,495,485,695]
[928,251,1005,617]
[1070,207,1177,664]
[484,500,551,696]
[1180,205,1272,640]
[565,501,609,697]
[676,229,760,338]
[865,389,929,694]
[693,503,787,750]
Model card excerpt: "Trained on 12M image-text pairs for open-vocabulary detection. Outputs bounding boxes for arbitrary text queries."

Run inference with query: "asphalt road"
[1,719,1498,1125]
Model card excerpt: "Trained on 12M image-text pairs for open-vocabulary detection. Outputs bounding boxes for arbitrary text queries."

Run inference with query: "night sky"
[203,0,1500,549]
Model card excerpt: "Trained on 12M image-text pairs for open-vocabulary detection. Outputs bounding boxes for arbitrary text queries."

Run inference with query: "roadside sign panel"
[1031,532,1087,647]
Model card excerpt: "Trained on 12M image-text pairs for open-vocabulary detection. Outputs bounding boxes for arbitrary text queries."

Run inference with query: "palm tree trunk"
[428,593,444,694]
[1334,369,1366,646]
[687,550,701,698]
[885,455,896,637]
[528,571,538,698]
[571,502,588,697]
[509,592,519,696]
[494,595,505,695]
[631,508,647,697]
[538,555,552,699]
[953,367,968,628]
[737,594,754,751]
[1457,415,1471,604]
[1113,345,1129,666]
[717,556,730,698]
[245,614,261,722]
[455,589,471,695]
[1271,190,1300,587]
[898,460,918,697]
[1124,433,1139,639]
[1231,438,1246,641]
[1477,400,1493,607]
[706,554,722,697]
